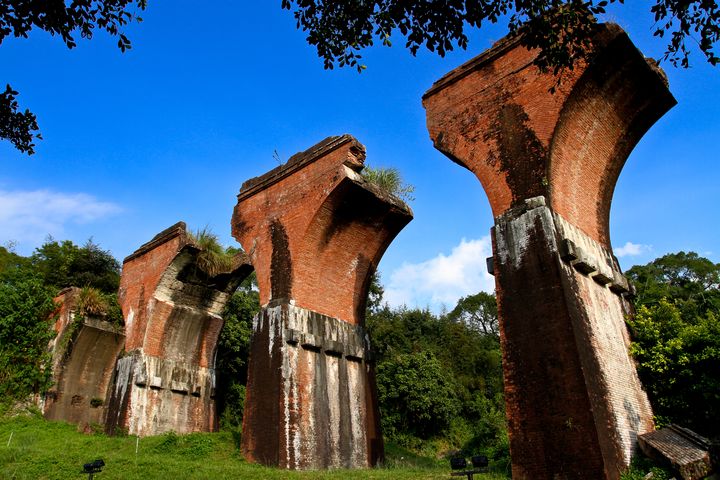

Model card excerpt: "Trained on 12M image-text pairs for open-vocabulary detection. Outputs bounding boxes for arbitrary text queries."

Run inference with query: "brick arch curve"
[299,173,414,325]
[548,30,676,248]
[105,222,253,436]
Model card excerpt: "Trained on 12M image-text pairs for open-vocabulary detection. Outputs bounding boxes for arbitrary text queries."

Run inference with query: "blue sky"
[1,2,718,313]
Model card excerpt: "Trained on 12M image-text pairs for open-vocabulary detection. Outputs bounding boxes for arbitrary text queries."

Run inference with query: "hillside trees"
[377,350,461,440]
[367,298,506,463]
[31,239,121,294]
[626,252,720,438]
[283,0,720,74]
[0,253,57,403]
[447,292,499,338]
[0,239,122,406]
[215,273,258,434]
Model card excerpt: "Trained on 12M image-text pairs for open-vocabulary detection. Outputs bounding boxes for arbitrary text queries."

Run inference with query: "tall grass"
[0,414,510,479]
[187,228,235,277]
[361,167,415,203]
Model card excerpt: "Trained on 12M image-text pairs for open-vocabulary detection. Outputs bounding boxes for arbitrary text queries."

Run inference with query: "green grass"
[0,414,507,479]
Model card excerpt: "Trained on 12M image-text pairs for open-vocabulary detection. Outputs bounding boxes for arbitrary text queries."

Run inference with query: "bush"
[377,351,461,440]
[0,267,56,403]
[620,455,673,480]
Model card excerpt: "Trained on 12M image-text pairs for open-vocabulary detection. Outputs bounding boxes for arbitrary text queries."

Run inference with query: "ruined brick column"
[106,222,252,436]
[43,287,125,431]
[232,135,412,469]
[423,24,676,479]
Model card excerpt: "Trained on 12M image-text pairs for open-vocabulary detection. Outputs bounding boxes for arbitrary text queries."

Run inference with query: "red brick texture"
[232,135,412,325]
[106,222,252,436]
[233,135,412,469]
[424,24,675,479]
[423,24,675,247]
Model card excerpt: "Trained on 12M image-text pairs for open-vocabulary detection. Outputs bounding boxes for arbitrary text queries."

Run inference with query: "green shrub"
[620,455,673,480]
[0,268,56,404]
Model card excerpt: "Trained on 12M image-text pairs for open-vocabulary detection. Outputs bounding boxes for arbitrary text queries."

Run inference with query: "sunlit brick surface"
[424,24,676,479]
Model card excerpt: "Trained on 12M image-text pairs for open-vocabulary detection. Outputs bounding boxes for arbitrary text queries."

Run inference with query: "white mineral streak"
[346,257,359,279]
[127,356,147,436]
[283,342,291,468]
[277,304,371,468]
[113,355,134,416]
[326,354,341,468]
[347,360,367,467]
[118,352,214,436]
[143,300,155,346]
[288,306,311,467]
[280,305,301,469]
[267,307,277,357]
[252,310,260,332]
[290,345,300,469]
[126,308,135,334]
[302,350,316,466]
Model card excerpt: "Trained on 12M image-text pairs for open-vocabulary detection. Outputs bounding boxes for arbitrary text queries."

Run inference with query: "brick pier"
[423,24,676,479]
[233,135,412,468]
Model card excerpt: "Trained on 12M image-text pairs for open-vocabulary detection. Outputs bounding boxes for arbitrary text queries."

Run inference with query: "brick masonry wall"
[424,24,675,479]
[423,24,676,247]
[107,222,252,436]
[234,135,411,469]
[232,135,412,325]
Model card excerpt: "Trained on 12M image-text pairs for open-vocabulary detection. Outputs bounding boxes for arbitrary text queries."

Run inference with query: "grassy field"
[0,414,508,480]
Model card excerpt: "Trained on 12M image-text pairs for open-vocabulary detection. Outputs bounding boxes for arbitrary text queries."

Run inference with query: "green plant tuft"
[76,286,109,317]
[362,166,415,202]
[188,228,236,277]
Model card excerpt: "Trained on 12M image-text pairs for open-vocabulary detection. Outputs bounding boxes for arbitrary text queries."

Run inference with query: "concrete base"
[241,303,382,469]
[105,350,217,436]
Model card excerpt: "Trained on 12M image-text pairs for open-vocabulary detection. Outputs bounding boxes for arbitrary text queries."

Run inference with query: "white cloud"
[383,237,495,313]
[614,241,652,258]
[0,189,122,249]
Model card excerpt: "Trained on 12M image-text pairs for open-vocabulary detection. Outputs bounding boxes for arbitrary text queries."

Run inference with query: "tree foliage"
[626,252,720,439]
[31,238,121,294]
[0,266,56,403]
[447,292,499,338]
[282,0,720,73]
[0,85,40,154]
[377,351,461,439]
[0,244,29,273]
[626,251,720,318]
[215,273,258,433]
[0,0,147,154]
[367,301,506,462]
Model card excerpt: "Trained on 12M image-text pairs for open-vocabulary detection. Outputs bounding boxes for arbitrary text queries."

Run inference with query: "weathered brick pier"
[232,135,412,468]
[423,23,676,479]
